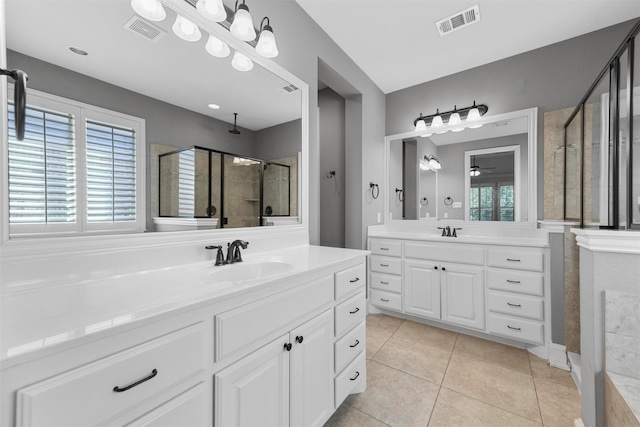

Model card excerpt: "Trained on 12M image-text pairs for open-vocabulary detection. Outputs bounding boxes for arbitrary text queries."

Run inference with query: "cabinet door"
[215,334,290,427]
[441,264,485,330]
[404,260,441,320]
[290,310,334,427]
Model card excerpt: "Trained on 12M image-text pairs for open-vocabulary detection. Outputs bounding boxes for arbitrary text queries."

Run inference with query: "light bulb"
[131,0,166,21]
[470,169,481,177]
[231,51,254,72]
[172,15,202,42]
[256,26,279,58]
[196,0,227,22]
[230,3,256,41]
[415,118,427,133]
[205,34,230,58]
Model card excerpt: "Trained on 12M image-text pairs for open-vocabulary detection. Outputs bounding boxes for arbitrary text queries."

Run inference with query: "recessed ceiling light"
[208,103,221,110]
[69,46,88,56]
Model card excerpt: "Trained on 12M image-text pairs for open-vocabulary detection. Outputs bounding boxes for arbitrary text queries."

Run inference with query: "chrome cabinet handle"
[350,340,360,348]
[350,371,360,381]
[506,279,521,284]
[507,325,521,331]
[350,277,360,283]
[507,302,522,308]
[350,307,360,314]
[113,369,158,393]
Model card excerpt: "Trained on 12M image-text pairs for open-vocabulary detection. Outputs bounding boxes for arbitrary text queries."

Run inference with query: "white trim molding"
[538,220,580,234]
[548,343,570,371]
[572,229,640,254]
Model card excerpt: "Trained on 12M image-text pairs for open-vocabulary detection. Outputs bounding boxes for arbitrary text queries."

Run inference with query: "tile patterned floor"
[326,314,581,427]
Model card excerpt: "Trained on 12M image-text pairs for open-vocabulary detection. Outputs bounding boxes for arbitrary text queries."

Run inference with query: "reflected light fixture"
[196,0,227,22]
[131,0,166,21]
[255,17,279,58]
[420,155,441,171]
[231,51,254,71]
[231,0,257,41]
[172,15,202,41]
[412,102,488,136]
[470,155,481,176]
[205,34,231,58]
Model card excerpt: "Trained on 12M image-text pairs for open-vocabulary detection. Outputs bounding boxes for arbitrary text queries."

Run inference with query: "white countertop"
[0,244,368,364]
[367,231,549,247]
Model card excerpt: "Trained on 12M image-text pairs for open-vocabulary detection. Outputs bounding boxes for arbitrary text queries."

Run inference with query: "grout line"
[349,405,392,426]
[532,370,546,426]
[426,333,459,426]
[368,317,405,360]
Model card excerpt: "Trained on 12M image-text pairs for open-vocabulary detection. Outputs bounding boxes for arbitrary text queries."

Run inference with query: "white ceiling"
[295,0,640,94]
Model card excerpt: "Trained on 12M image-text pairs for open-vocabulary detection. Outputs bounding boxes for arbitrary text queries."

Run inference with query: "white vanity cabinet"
[369,239,403,312]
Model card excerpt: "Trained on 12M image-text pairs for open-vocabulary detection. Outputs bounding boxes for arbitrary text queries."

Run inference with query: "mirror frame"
[0,0,309,246]
[384,107,538,227]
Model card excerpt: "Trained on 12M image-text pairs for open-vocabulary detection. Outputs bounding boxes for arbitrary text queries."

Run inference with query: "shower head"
[229,113,241,135]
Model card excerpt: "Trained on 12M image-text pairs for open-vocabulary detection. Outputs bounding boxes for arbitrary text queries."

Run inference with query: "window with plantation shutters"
[6,88,146,237]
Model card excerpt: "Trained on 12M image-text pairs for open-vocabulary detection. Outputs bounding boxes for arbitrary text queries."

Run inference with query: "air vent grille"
[124,16,166,42]
[436,4,480,36]
[281,84,299,93]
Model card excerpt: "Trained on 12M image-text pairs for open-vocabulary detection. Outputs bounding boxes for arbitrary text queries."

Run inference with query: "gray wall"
[386,19,638,221]
[318,87,345,248]
[403,140,418,219]
[254,119,302,161]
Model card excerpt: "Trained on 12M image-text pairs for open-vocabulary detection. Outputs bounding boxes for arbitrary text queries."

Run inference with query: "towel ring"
[369,182,379,199]
[420,197,428,207]
[444,197,454,206]
[396,188,404,202]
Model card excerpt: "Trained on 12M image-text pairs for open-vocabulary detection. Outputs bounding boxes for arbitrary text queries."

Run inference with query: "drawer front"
[487,248,543,272]
[335,291,366,337]
[370,289,402,312]
[334,321,365,373]
[335,263,366,300]
[405,243,484,266]
[369,256,402,275]
[370,272,402,293]
[487,313,544,345]
[335,352,366,408]
[370,239,402,257]
[17,324,204,427]
[487,291,544,321]
[216,275,333,361]
[487,269,543,296]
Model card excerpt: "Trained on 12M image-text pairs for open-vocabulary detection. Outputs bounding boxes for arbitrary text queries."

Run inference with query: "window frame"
[7,86,146,238]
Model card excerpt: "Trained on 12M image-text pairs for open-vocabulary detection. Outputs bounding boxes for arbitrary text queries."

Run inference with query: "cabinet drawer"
[487,269,543,296]
[216,276,333,361]
[334,321,365,373]
[405,242,484,266]
[335,263,366,300]
[17,324,204,427]
[487,291,544,321]
[335,352,366,408]
[370,272,402,293]
[487,248,543,272]
[370,239,402,257]
[487,313,544,345]
[335,291,366,337]
[370,289,402,312]
[369,256,402,275]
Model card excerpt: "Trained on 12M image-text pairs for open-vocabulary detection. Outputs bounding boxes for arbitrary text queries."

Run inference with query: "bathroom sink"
[205,260,296,283]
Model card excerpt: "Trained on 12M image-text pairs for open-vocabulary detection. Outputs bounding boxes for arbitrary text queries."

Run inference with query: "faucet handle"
[437,226,447,237]
[205,245,225,266]
[453,227,462,238]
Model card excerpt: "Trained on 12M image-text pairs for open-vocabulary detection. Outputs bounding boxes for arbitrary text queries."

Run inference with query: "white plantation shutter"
[178,149,196,217]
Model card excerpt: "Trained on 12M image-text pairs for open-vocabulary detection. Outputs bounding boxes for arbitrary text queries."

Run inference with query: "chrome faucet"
[226,240,249,264]
[437,226,461,237]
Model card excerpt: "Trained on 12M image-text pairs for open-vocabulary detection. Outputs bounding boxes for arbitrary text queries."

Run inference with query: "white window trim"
[7,85,146,238]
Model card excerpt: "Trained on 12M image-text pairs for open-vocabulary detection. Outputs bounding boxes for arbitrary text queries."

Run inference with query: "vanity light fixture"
[230,0,257,42]
[172,14,202,41]
[205,34,231,58]
[196,0,227,22]
[470,155,481,176]
[420,155,441,171]
[412,102,488,135]
[131,0,166,21]
[431,110,446,134]
[255,17,279,58]
[231,50,254,71]
[415,114,428,133]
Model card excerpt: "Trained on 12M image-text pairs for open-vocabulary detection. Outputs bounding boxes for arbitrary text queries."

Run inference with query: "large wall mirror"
[3,0,306,240]
[385,108,537,226]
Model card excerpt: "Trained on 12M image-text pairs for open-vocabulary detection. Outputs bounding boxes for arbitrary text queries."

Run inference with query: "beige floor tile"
[368,313,405,332]
[393,319,458,351]
[346,360,440,427]
[429,387,542,427]
[534,377,581,427]
[443,353,542,423]
[373,335,452,385]
[324,402,389,427]
[366,314,405,359]
[453,333,531,375]
[529,353,577,389]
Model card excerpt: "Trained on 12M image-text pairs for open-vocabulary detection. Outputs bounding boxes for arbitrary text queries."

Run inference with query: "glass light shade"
[431,114,444,133]
[415,119,427,133]
[449,111,465,132]
[419,159,429,171]
[230,5,256,41]
[131,0,166,21]
[196,0,227,22]
[419,132,433,138]
[470,169,481,177]
[255,28,279,58]
[172,15,201,42]
[428,158,441,170]
[231,51,254,72]
[466,107,483,128]
[205,34,230,58]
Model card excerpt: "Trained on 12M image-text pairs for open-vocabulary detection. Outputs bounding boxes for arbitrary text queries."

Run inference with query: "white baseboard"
[568,352,582,392]
[548,343,570,371]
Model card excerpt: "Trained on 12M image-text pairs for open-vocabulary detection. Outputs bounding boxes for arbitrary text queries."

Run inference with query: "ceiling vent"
[124,16,166,42]
[436,4,480,36]
[281,84,299,94]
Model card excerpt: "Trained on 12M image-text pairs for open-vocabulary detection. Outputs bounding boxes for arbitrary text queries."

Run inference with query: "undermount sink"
[205,260,296,283]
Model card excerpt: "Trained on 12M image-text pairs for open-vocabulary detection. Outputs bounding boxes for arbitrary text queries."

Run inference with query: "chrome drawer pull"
[506,258,521,262]
[113,369,158,393]
[507,303,522,308]
[380,281,389,285]
[506,279,521,284]
[380,298,389,302]
[350,307,360,314]
[350,371,360,381]
[507,325,522,331]
[380,264,389,267]
[350,339,360,348]
[349,277,360,283]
